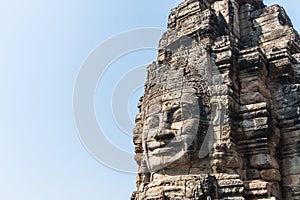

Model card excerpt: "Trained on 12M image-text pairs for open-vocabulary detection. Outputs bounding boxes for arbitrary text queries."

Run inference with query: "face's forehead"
[144,89,199,116]
[180,92,199,104]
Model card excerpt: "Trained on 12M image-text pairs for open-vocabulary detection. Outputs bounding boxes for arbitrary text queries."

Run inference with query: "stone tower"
[132,0,300,199]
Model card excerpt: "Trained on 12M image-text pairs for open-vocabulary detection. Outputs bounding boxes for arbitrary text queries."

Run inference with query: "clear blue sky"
[0,1,298,199]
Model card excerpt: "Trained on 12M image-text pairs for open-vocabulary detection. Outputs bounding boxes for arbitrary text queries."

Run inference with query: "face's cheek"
[180,134,196,149]
[147,128,158,139]
[145,128,158,144]
[143,128,158,153]
[143,113,161,140]
[147,114,160,129]
[182,118,200,136]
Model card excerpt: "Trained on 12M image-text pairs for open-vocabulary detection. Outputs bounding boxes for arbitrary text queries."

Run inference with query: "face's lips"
[147,141,166,151]
[147,130,176,152]
[148,140,184,155]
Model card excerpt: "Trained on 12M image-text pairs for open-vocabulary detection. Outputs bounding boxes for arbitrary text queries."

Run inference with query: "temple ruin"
[132,0,300,199]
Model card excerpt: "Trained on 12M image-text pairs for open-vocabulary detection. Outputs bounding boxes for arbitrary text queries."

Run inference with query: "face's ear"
[133,112,144,165]
[134,153,143,165]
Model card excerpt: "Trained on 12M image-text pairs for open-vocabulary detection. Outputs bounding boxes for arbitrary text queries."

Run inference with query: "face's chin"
[145,138,188,171]
[144,127,200,171]
[146,151,187,171]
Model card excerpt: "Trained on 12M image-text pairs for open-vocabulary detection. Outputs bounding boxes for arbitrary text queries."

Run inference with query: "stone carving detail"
[132,0,300,199]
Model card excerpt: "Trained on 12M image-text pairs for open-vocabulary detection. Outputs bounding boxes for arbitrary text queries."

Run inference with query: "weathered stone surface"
[260,169,281,181]
[131,0,300,199]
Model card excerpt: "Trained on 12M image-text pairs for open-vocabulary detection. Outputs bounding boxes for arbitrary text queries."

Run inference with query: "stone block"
[260,169,281,181]
[250,154,279,169]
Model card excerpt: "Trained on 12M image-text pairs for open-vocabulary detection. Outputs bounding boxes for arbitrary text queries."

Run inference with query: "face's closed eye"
[170,104,195,123]
[172,108,182,123]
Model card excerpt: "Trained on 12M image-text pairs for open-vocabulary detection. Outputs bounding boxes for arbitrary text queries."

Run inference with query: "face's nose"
[154,111,174,140]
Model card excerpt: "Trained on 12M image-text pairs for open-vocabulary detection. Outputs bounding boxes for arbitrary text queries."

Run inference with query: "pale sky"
[0,0,298,199]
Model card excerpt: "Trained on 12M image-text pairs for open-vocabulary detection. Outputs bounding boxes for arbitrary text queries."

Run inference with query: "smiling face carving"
[134,46,213,173]
[142,89,201,171]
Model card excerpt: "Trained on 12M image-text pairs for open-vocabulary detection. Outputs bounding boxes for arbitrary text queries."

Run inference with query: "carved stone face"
[142,89,201,171]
